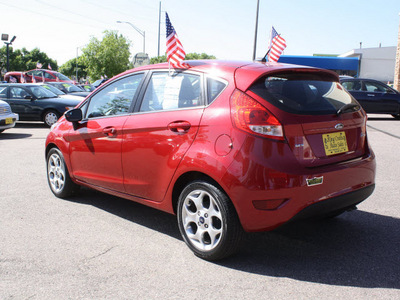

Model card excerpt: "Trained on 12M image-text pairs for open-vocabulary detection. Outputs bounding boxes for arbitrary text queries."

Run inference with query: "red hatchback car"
[45,60,376,260]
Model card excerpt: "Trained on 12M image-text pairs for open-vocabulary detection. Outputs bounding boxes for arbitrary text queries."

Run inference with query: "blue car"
[340,78,400,119]
[0,83,82,126]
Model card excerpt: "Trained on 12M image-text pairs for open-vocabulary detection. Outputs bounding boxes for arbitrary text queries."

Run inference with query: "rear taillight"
[230,89,284,140]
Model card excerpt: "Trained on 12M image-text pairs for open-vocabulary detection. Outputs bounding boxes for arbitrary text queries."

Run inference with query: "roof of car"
[0,83,39,86]
[114,60,339,91]
[340,78,384,81]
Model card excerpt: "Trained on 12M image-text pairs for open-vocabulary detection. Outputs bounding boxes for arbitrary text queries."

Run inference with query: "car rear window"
[249,72,358,115]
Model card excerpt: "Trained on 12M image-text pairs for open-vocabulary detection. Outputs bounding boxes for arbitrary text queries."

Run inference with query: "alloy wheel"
[47,152,66,194]
[181,189,224,251]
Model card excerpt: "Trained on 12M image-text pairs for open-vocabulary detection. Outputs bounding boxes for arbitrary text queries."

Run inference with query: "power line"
[0,1,105,30]
[35,0,115,27]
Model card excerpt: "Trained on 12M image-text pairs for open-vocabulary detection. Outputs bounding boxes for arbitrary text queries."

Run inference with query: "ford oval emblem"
[335,123,344,130]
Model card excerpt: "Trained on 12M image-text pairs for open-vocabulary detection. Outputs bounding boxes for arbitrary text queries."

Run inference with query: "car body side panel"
[66,116,128,191]
[121,108,204,202]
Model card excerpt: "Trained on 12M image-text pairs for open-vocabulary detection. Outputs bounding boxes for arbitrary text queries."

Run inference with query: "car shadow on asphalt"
[15,122,47,129]
[66,188,181,240]
[0,132,32,139]
[224,211,400,289]
[66,188,399,290]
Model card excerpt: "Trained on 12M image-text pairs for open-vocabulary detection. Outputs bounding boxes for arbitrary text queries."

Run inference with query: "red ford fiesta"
[45,60,376,260]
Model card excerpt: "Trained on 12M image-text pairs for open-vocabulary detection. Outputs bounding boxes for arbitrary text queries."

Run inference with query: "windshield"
[55,72,72,81]
[25,86,57,99]
[60,83,82,93]
[249,72,359,115]
[80,84,95,92]
[42,84,65,95]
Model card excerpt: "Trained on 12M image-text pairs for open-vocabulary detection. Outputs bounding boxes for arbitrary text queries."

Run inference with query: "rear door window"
[249,73,359,115]
[364,81,391,93]
[139,72,202,112]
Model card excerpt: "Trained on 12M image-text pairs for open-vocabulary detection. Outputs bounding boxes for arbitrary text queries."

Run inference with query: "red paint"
[46,60,376,232]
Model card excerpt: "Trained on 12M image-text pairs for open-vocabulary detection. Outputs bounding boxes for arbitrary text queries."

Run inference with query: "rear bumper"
[222,150,376,232]
[289,184,374,222]
[0,113,19,130]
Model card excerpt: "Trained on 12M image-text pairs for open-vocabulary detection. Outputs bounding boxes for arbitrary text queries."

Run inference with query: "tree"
[150,52,216,64]
[81,30,131,81]
[59,57,88,80]
[0,46,57,76]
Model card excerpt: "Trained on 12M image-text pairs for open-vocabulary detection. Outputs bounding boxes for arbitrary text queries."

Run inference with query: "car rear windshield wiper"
[337,103,360,115]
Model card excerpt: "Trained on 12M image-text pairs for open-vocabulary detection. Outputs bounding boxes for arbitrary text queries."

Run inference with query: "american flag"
[267,27,286,62]
[36,62,42,69]
[48,63,52,70]
[20,73,25,83]
[166,12,186,68]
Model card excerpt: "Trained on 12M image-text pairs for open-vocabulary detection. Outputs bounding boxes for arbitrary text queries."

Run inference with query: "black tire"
[46,148,79,198]
[391,113,400,120]
[177,180,244,261]
[43,110,60,127]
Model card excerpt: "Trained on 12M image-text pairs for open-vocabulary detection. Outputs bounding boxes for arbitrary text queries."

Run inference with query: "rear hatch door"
[247,69,367,168]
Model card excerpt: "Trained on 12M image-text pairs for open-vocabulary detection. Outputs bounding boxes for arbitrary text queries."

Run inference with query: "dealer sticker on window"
[323,131,349,156]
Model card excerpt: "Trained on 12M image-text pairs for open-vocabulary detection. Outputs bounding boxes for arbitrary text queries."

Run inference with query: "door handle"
[367,94,375,97]
[168,121,191,133]
[103,127,116,136]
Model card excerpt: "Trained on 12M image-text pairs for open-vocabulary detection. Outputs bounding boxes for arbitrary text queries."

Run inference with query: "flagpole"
[252,0,260,61]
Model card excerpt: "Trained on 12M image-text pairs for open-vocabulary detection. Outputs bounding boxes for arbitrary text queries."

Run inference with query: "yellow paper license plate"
[5,118,13,125]
[323,131,349,156]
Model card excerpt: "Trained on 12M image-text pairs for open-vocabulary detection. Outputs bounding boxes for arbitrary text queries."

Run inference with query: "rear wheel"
[47,148,79,198]
[43,110,60,127]
[177,180,244,261]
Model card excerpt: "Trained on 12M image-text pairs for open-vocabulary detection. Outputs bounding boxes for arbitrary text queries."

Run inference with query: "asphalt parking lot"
[1,116,399,299]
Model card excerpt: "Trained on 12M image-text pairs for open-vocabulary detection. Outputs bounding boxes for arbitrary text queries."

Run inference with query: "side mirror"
[65,108,83,122]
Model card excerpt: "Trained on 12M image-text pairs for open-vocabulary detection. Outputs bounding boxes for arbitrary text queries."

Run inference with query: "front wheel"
[47,148,79,198]
[177,180,244,261]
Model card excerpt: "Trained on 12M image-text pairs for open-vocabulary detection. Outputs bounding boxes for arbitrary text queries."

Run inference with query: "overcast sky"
[1,0,400,66]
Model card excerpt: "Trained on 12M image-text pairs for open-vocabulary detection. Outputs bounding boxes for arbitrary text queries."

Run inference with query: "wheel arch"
[171,171,229,215]
[45,142,58,159]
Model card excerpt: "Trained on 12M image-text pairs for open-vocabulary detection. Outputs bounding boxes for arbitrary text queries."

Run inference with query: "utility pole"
[394,13,400,92]
[158,1,161,57]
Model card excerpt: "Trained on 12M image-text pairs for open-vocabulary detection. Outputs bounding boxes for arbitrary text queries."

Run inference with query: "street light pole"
[117,21,146,54]
[4,35,16,72]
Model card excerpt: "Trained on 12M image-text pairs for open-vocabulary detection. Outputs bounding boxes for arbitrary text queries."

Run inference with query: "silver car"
[0,99,19,134]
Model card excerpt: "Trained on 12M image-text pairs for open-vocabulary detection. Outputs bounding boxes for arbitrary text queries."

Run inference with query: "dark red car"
[4,69,74,84]
[45,60,376,260]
